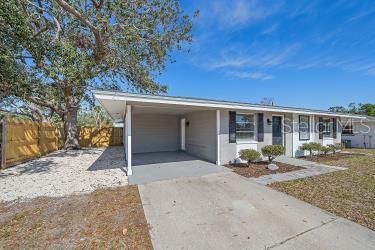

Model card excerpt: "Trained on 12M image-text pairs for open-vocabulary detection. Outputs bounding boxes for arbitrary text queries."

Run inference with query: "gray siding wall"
[342,120,375,148]
[219,110,305,163]
[185,111,217,162]
[132,114,179,153]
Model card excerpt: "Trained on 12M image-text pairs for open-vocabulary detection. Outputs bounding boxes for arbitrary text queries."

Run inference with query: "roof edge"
[92,90,366,119]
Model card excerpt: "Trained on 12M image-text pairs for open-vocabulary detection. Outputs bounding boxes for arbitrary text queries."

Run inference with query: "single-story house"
[93,90,364,175]
[342,115,375,149]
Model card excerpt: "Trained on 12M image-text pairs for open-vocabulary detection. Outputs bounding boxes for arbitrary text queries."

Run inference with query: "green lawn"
[270,153,375,230]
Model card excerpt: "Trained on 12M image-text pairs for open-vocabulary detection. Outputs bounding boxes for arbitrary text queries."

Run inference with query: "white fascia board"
[93,92,365,119]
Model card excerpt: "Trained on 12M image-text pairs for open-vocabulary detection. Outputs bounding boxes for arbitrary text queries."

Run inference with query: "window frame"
[235,113,256,142]
[342,120,354,135]
[299,115,310,141]
[322,118,333,138]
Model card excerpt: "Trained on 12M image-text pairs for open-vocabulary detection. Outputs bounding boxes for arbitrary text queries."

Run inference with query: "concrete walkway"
[251,156,347,185]
[139,172,375,250]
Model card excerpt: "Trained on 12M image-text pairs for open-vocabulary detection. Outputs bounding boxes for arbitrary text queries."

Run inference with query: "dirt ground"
[0,185,152,249]
[270,153,375,230]
[225,162,304,178]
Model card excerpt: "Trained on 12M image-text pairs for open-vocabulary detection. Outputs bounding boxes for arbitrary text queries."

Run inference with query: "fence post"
[1,117,7,169]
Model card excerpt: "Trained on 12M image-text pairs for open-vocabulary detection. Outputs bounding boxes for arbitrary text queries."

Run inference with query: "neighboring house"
[93,90,363,175]
[342,116,375,149]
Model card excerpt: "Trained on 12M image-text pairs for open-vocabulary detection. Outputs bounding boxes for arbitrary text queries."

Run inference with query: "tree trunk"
[63,106,80,150]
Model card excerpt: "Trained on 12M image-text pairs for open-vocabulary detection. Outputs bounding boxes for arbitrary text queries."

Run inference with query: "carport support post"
[216,110,221,165]
[126,105,132,175]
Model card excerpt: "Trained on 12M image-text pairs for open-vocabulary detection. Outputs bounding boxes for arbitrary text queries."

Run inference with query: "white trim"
[180,118,186,151]
[93,91,364,119]
[126,105,132,176]
[216,110,221,165]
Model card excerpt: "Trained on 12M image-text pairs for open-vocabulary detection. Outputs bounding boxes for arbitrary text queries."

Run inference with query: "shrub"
[300,142,322,157]
[320,146,331,156]
[328,144,342,154]
[239,149,261,166]
[261,145,285,162]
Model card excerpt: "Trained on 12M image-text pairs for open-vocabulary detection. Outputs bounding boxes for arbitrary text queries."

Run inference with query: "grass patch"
[270,154,375,230]
[0,185,152,249]
[343,148,375,155]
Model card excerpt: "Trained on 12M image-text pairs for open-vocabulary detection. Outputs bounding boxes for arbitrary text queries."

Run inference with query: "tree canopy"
[0,0,195,148]
[329,103,375,116]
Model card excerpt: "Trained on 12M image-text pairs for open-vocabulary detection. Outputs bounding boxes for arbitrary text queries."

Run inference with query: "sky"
[156,0,375,110]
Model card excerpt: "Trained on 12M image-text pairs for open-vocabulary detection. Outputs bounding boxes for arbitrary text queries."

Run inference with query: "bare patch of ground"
[270,154,375,230]
[0,185,152,249]
[225,162,304,178]
[0,147,128,202]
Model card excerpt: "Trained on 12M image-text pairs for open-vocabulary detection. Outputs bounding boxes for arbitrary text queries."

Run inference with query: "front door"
[272,116,283,145]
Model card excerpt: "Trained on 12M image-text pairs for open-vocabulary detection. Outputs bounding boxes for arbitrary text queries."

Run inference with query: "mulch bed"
[225,162,304,178]
[0,185,152,249]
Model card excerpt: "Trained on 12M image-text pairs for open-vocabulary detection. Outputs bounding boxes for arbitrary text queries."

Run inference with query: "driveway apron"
[138,172,375,250]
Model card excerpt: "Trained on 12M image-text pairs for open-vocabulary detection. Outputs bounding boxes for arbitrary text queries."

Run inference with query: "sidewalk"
[251,156,346,185]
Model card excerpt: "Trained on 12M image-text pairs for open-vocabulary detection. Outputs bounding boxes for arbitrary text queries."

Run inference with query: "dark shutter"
[257,113,264,142]
[319,117,324,139]
[229,111,236,143]
[333,118,337,139]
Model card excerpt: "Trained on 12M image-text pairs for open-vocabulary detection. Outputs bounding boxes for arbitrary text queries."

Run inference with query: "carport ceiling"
[98,99,125,122]
[98,98,216,122]
[132,103,213,115]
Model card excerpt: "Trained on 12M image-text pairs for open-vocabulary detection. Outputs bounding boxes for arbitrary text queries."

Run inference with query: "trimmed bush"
[300,142,322,157]
[261,145,285,162]
[328,144,342,154]
[239,149,261,166]
[320,146,331,156]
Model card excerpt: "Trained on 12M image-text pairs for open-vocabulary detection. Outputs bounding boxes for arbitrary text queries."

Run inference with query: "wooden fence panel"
[2,118,123,167]
[78,126,123,147]
[6,119,40,165]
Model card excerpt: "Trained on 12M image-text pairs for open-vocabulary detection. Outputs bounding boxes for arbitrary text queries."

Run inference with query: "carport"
[130,151,229,184]
[94,90,222,177]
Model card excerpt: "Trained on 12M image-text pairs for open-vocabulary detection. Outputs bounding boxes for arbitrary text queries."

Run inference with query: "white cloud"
[227,71,274,80]
[262,23,279,35]
[206,44,301,69]
[208,0,282,28]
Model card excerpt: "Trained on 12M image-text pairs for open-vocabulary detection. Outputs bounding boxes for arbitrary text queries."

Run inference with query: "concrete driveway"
[139,172,375,250]
[129,152,229,184]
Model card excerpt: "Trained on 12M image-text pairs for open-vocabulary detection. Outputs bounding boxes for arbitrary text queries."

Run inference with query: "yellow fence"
[0,118,123,168]
[78,126,123,147]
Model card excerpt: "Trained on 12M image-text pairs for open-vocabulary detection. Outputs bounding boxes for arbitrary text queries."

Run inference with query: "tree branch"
[54,0,106,63]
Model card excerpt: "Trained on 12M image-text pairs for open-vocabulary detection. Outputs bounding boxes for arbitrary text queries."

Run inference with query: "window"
[299,115,310,140]
[322,118,333,137]
[236,114,255,140]
[342,120,354,135]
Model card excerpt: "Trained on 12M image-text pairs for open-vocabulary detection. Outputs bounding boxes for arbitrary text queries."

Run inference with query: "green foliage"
[0,0,195,147]
[320,146,331,156]
[300,142,322,157]
[239,149,261,165]
[359,104,375,116]
[261,145,285,162]
[77,106,112,127]
[328,144,342,154]
[329,103,375,116]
